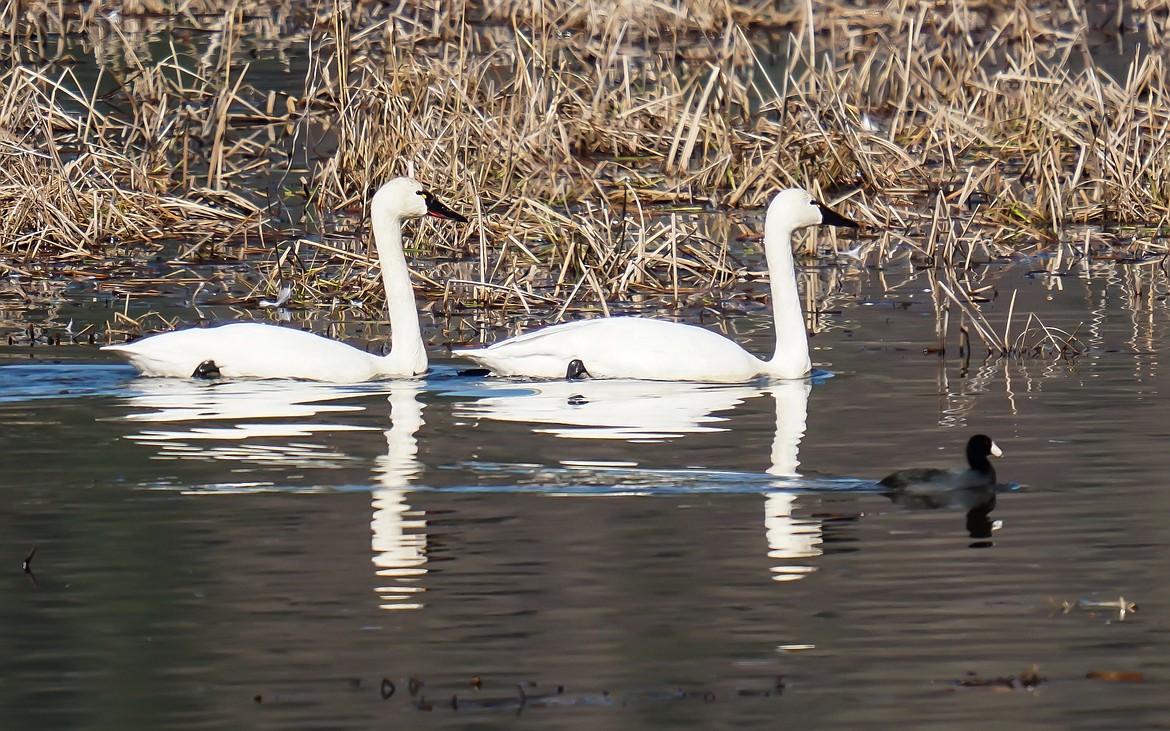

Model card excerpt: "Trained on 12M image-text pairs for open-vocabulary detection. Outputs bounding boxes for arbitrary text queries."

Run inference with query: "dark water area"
[3,256,1170,729]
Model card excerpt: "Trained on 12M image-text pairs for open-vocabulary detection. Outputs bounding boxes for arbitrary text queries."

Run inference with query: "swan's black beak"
[423,191,468,223]
[816,203,859,228]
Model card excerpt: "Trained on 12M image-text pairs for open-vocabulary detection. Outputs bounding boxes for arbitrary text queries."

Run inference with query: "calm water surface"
[2,260,1169,730]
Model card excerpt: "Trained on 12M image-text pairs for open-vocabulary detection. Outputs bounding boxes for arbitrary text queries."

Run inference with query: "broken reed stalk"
[936,279,1004,355]
[936,278,1086,361]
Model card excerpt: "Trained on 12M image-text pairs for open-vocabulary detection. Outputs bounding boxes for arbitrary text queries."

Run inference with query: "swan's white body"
[104,177,465,382]
[107,322,410,382]
[455,317,780,382]
[454,188,857,383]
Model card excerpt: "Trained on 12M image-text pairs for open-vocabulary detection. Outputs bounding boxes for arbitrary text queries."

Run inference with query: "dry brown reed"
[307,1,1170,236]
[3,0,1170,356]
[0,71,261,250]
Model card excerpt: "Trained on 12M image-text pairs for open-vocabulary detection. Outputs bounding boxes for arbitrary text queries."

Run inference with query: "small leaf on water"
[1086,671,1143,682]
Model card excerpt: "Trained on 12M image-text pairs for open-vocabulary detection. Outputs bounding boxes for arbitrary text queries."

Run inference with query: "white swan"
[103,177,467,382]
[453,188,857,382]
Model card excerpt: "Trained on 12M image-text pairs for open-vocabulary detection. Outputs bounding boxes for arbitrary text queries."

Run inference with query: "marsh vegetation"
[1,0,1167,358]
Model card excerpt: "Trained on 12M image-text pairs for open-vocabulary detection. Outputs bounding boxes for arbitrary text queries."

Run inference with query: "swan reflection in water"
[450,376,823,581]
[116,376,432,610]
[763,381,822,581]
[451,378,761,440]
[118,378,385,472]
[371,381,428,610]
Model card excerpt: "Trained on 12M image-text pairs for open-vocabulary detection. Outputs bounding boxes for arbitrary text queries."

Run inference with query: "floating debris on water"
[952,665,1044,692]
[344,674,783,713]
[1085,671,1144,682]
[1051,595,1139,621]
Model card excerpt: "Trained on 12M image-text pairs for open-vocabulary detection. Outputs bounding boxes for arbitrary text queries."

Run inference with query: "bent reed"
[2,0,1168,359]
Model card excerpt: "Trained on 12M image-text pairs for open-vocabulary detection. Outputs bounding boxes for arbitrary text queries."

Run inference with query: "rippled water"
[3,258,1169,729]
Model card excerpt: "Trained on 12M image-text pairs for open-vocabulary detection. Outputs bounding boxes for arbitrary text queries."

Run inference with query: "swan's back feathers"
[471,317,600,349]
[103,323,400,382]
[453,316,766,382]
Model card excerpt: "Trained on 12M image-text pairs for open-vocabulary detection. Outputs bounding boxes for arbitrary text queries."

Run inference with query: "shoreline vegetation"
[1,1,1166,360]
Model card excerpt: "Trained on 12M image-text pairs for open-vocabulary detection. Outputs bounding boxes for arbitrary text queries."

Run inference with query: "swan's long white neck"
[762,216,812,379]
[371,205,426,375]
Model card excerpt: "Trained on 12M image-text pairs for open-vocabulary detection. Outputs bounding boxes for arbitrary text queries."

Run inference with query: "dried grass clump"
[0,65,262,260]
[284,189,741,332]
[303,0,1170,232]
[5,0,1170,349]
[0,0,313,39]
[819,0,1170,229]
[308,19,770,207]
[15,1,1170,237]
[477,0,801,37]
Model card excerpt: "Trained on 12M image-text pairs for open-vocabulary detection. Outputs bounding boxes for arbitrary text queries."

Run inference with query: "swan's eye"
[417,190,428,199]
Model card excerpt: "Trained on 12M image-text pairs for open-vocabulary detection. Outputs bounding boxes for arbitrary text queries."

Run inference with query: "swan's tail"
[451,348,492,369]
